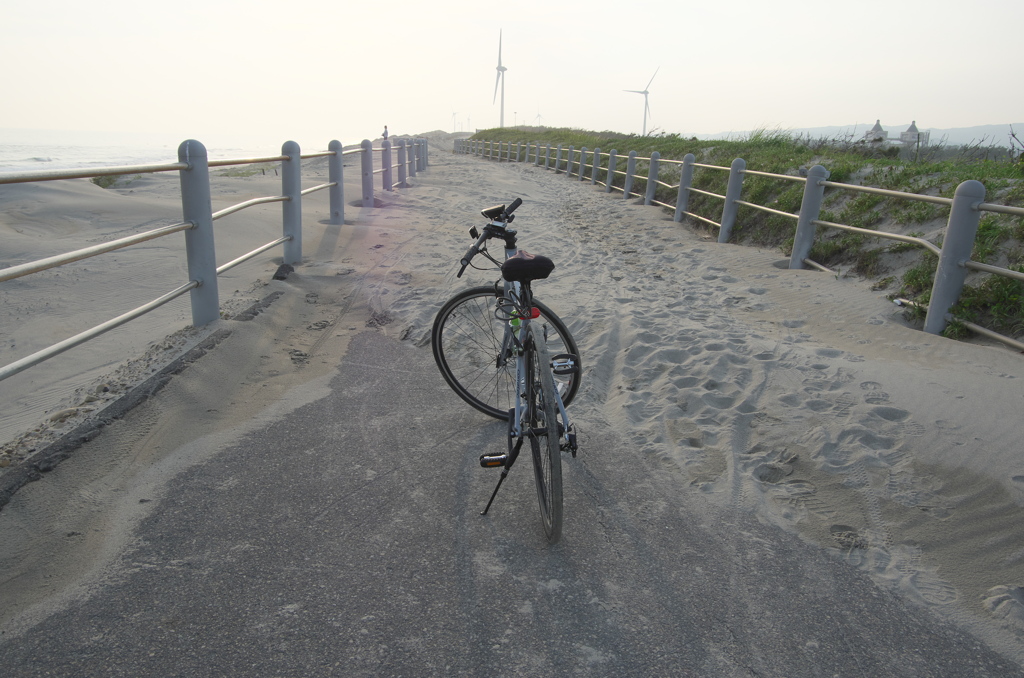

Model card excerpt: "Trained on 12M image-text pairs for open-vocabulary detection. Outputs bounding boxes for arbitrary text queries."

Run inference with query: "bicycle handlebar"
[456,198,523,278]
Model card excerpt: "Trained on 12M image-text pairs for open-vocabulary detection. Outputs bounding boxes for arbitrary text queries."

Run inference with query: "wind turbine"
[493,30,507,127]
[624,67,659,136]
[452,111,458,133]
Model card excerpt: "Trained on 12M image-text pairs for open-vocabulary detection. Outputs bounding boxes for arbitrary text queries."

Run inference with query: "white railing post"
[382,139,393,191]
[789,165,830,268]
[408,140,418,178]
[178,139,219,326]
[423,138,428,168]
[606,150,617,193]
[578,148,587,181]
[397,139,408,188]
[328,140,344,225]
[567,146,576,177]
[624,151,637,199]
[360,139,374,206]
[644,152,660,205]
[555,144,564,173]
[924,180,987,335]
[282,140,302,265]
[718,158,746,243]
[673,153,695,221]
[591,148,600,184]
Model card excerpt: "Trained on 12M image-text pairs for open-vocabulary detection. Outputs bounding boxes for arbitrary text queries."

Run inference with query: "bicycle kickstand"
[480,436,524,515]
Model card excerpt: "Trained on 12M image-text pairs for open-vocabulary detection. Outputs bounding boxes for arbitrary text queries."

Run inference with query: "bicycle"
[431,198,580,542]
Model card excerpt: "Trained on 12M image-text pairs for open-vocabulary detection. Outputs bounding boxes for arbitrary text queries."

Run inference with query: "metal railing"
[0,136,429,383]
[457,138,1024,352]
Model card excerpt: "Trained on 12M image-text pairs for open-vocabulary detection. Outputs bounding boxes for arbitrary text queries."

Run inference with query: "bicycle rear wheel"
[526,324,563,543]
[432,285,580,420]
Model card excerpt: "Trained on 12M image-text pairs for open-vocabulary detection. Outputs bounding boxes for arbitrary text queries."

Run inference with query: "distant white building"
[865,120,888,143]
[899,120,930,147]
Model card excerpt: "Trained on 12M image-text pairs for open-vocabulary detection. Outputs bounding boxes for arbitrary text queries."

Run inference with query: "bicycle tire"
[526,325,563,543]
[431,285,580,420]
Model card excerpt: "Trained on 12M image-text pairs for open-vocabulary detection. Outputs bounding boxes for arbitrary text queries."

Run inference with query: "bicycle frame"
[485,220,573,449]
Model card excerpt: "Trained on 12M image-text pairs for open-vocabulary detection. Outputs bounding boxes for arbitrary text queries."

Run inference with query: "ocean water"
[0,129,307,174]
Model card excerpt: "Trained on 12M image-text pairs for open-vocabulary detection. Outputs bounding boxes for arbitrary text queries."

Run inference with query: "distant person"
[382,125,389,141]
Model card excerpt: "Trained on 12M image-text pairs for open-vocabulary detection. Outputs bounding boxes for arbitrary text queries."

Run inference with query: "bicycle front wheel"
[526,325,563,543]
[431,285,580,420]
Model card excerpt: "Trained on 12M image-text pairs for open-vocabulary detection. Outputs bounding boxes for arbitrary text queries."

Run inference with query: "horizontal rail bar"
[687,186,726,200]
[216,237,291,275]
[300,151,335,160]
[812,219,943,256]
[0,162,188,185]
[953,318,1024,352]
[964,260,1024,281]
[741,169,807,183]
[819,180,953,206]
[679,211,722,228]
[0,280,199,382]
[734,200,800,220]
[692,162,730,171]
[300,182,332,196]
[978,202,1024,217]
[208,155,288,168]
[659,158,685,166]
[212,196,287,221]
[655,179,675,189]
[0,221,194,282]
[803,258,835,273]
[652,199,674,209]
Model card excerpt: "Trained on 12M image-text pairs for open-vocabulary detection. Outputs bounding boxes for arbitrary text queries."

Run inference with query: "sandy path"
[2,145,1023,665]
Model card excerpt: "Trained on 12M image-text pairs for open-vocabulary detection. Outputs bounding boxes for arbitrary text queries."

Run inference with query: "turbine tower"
[624,67,659,136]
[493,30,507,128]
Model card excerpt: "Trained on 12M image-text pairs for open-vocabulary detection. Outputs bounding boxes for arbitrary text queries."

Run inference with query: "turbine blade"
[624,89,644,94]
[646,66,660,90]
[497,29,503,68]
[494,71,501,104]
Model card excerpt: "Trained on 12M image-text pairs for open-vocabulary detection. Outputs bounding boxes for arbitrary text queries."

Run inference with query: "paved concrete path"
[1,326,1020,676]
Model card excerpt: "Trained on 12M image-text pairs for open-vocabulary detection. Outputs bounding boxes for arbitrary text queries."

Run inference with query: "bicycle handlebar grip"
[506,197,523,216]
[457,244,479,278]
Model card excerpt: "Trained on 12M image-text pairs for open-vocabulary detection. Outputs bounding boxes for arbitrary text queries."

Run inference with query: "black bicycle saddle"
[501,251,554,282]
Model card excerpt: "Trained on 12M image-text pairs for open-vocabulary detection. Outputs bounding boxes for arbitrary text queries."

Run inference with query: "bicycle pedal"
[479,453,508,468]
[550,354,579,376]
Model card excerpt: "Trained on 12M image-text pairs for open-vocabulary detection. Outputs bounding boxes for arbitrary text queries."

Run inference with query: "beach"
[2,133,1024,668]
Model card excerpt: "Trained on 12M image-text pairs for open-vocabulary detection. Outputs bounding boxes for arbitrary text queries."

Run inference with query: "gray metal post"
[673,153,695,221]
[924,179,987,335]
[607,150,617,193]
[397,139,407,188]
[360,139,374,206]
[282,140,302,265]
[545,144,551,169]
[178,139,219,326]
[516,142,522,162]
[644,151,660,205]
[579,148,588,181]
[423,139,428,168]
[624,151,637,199]
[382,139,393,191]
[567,146,575,176]
[328,140,344,225]
[789,165,830,269]
[534,141,541,165]
[555,145,563,173]
[718,158,747,243]
[408,140,417,178]
[591,148,600,184]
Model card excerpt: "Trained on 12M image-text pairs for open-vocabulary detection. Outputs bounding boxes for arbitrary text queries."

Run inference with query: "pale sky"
[2,0,1021,151]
